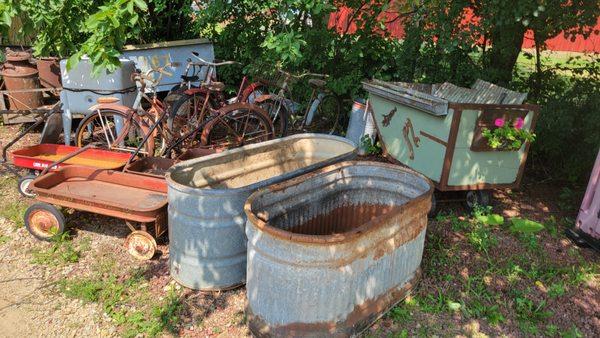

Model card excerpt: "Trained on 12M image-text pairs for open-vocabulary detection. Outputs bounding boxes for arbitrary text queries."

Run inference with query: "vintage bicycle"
[74,64,274,157]
[253,69,343,136]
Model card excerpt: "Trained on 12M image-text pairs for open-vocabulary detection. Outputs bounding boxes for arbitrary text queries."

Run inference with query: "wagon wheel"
[200,103,274,149]
[24,203,66,241]
[18,174,37,198]
[124,230,157,260]
[464,190,492,211]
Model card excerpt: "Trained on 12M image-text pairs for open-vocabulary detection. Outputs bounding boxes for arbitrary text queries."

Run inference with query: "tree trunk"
[398,17,423,82]
[483,22,526,86]
[533,29,543,101]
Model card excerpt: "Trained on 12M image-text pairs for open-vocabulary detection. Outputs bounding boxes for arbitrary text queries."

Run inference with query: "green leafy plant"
[0,200,28,228]
[67,0,148,74]
[31,232,82,266]
[547,282,566,298]
[60,268,185,337]
[482,117,536,151]
[360,135,382,155]
[510,218,545,233]
[472,204,505,225]
[514,295,552,334]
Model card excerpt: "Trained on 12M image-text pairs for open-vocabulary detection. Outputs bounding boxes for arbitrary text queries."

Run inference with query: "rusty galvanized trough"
[165,134,357,291]
[244,161,433,337]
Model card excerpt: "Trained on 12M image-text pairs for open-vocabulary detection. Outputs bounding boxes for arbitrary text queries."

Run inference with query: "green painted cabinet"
[364,80,539,193]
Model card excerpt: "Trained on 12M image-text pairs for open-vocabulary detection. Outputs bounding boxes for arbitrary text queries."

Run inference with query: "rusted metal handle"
[402,118,420,160]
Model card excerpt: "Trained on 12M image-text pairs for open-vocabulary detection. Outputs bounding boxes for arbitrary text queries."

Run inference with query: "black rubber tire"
[74,109,150,154]
[18,174,37,198]
[255,97,289,137]
[168,92,215,136]
[24,203,66,241]
[201,103,274,148]
[464,190,492,211]
[311,94,343,135]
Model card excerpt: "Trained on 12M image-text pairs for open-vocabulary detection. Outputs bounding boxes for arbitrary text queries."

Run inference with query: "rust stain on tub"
[245,161,433,337]
[247,270,422,338]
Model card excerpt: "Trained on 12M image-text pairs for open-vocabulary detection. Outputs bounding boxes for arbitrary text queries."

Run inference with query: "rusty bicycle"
[74,64,274,157]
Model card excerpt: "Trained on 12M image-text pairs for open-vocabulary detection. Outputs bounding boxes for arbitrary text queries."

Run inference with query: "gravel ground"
[0,123,598,337]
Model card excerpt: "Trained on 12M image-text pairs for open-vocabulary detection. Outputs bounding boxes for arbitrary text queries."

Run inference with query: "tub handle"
[403,118,420,160]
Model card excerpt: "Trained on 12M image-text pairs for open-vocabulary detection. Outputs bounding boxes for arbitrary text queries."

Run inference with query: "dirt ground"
[0,124,597,337]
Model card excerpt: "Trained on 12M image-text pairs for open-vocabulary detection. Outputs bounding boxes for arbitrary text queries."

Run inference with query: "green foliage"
[529,62,600,182]
[60,269,184,337]
[0,234,10,244]
[19,0,95,57]
[193,0,408,100]
[31,232,86,266]
[547,282,566,298]
[67,0,148,74]
[510,218,545,234]
[513,295,552,334]
[472,204,504,225]
[0,200,27,228]
[360,135,382,155]
[388,303,413,324]
[481,118,536,151]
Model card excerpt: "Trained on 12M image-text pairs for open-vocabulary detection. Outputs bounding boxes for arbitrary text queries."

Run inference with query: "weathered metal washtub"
[166,134,357,291]
[244,161,433,337]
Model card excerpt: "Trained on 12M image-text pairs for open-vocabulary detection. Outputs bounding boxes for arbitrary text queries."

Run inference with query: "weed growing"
[59,269,185,337]
[31,232,83,266]
[0,200,28,228]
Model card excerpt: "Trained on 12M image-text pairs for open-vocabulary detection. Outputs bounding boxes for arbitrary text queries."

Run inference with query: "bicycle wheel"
[308,94,343,135]
[75,109,150,154]
[168,92,215,137]
[256,96,289,137]
[200,103,274,149]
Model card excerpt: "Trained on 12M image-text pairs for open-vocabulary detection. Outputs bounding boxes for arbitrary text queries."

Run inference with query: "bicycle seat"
[96,97,120,104]
[206,81,225,92]
[309,78,327,89]
[181,75,199,82]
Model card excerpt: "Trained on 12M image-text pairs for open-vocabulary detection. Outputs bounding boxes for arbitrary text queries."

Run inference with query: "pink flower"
[513,117,524,130]
[494,118,505,127]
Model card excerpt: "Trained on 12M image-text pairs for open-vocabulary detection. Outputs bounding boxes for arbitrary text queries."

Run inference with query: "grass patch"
[59,269,185,337]
[513,292,553,335]
[0,234,10,244]
[0,200,28,228]
[31,233,88,266]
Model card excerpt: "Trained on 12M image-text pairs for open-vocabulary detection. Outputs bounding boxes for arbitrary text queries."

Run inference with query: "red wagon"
[26,166,167,260]
[10,144,131,197]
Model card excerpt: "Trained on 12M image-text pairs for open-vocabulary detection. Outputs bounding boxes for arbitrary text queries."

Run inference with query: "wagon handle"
[39,143,100,176]
[1,108,59,166]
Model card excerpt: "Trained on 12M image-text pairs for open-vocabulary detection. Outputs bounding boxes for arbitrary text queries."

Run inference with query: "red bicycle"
[75,65,274,157]
[168,54,271,135]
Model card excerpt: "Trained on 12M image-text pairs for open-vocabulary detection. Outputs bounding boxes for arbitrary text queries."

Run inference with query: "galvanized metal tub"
[165,134,357,291]
[244,161,433,337]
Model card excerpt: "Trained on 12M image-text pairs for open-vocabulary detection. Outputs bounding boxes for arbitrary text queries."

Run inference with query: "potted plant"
[482,117,536,151]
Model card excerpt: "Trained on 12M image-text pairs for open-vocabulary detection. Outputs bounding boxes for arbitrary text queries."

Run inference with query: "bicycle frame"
[88,78,173,156]
[254,74,324,129]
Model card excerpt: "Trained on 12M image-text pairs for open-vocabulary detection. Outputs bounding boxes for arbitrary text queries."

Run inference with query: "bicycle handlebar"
[190,52,239,67]
[278,69,328,80]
